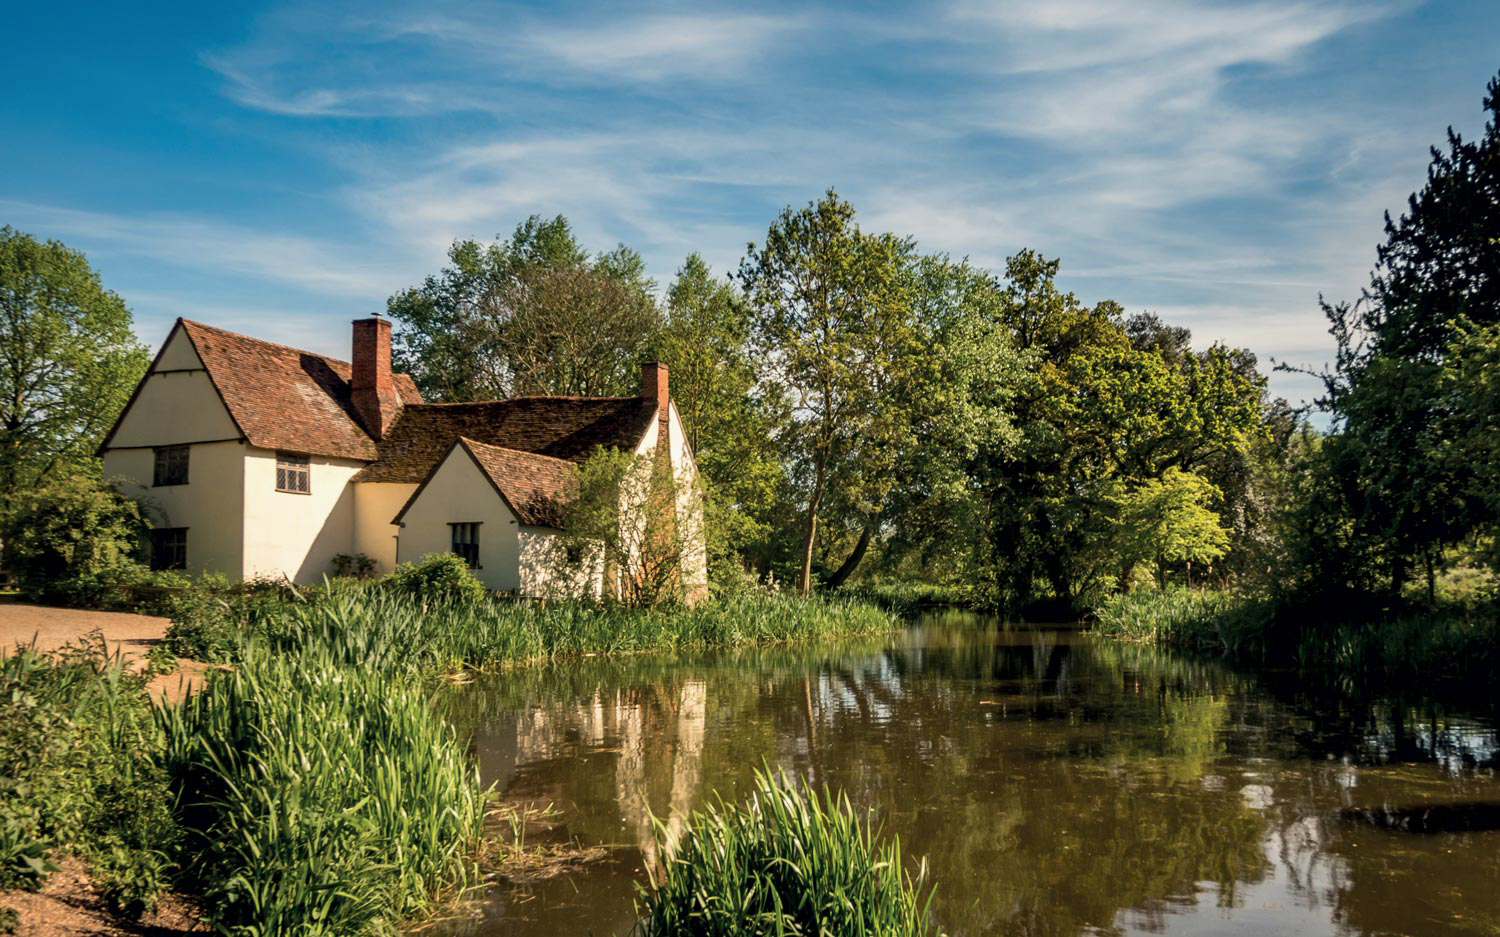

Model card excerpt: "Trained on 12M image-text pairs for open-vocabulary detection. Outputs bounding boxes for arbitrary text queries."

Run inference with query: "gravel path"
[0,598,209,703]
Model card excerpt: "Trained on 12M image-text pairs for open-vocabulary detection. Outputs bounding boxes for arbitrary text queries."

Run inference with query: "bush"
[161,575,307,663]
[634,768,941,937]
[386,553,488,603]
[0,638,176,914]
[0,475,146,606]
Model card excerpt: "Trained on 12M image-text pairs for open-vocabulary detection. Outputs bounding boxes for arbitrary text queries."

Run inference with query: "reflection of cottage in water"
[471,680,708,861]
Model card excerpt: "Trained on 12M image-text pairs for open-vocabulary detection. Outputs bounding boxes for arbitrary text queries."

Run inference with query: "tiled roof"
[456,438,578,527]
[354,397,657,483]
[176,319,423,461]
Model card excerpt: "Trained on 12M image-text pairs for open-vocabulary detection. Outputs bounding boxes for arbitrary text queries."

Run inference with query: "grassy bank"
[1091,586,1500,698]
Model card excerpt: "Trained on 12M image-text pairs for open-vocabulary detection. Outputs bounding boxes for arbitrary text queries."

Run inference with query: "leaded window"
[276,452,310,493]
[153,446,189,486]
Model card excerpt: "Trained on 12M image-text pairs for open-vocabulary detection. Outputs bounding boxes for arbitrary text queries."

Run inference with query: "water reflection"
[434,614,1500,937]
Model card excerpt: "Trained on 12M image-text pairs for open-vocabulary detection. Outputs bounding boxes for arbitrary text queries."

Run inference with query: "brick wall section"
[351,317,404,439]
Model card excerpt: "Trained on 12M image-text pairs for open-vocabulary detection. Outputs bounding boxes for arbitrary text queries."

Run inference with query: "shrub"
[386,553,488,603]
[634,768,941,937]
[0,475,146,606]
[0,638,176,913]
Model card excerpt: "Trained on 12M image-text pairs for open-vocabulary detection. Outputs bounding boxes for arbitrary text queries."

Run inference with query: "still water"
[436,613,1500,936]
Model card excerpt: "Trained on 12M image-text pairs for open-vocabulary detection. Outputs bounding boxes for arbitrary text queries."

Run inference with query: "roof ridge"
[410,395,643,407]
[180,318,353,369]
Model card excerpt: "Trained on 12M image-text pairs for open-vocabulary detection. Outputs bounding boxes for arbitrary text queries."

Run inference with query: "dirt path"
[0,858,202,936]
[0,599,208,703]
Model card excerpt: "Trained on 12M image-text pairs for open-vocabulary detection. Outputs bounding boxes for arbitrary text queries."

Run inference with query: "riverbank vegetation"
[634,768,941,937]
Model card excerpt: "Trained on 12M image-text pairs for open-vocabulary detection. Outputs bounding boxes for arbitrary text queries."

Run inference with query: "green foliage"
[0,906,15,934]
[0,227,149,512]
[634,767,941,937]
[1091,587,1274,655]
[0,639,176,914]
[158,640,488,936]
[386,553,488,603]
[559,447,700,606]
[0,474,146,606]
[740,190,926,595]
[1301,71,1500,597]
[162,574,307,663]
[1107,469,1231,589]
[330,552,376,579]
[387,214,661,401]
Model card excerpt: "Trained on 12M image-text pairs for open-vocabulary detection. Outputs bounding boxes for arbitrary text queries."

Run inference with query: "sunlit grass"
[634,767,943,937]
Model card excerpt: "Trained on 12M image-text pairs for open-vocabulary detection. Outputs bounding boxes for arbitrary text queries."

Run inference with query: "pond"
[434,612,1500,936]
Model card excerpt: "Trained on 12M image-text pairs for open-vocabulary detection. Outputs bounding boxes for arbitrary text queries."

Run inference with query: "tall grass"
[1090,587,1273,655]
[1295,609,1500,696]
[251,587,899,674]
[157,640,487,936]
[841,581,968,616]
[634,768,942,937]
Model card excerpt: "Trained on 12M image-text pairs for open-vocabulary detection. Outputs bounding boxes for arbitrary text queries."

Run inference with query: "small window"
[150,528,187,571]
[276,452,310,493]
[565,544,584,566]
[450,522,480,568]
[153,446,189,486]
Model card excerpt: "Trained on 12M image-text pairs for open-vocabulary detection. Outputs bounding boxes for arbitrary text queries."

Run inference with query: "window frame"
[275,451,311,494]
[153,445,190,486]
[449,521,481,569]
[149,527,188,571]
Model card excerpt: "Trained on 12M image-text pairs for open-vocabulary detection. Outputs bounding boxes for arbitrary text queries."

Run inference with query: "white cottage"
[99,316,707,599]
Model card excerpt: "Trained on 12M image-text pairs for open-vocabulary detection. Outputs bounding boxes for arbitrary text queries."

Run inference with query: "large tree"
[739,191,923,595]
[0,227,148,513]
[388,215,662,400]
[1312,71,1500,596]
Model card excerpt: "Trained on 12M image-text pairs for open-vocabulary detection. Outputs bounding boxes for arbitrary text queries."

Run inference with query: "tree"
[738,191,923,595]
[387,215,662,401]
[553,448,704,607]
[1309,70,1500,596]
[1108,469,1231,589]
[0,227,148,514]
[653,255,784,586]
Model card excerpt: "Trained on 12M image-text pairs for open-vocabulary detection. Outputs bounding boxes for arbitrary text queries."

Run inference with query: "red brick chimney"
[351,315,402,439]
[642,362,669,447]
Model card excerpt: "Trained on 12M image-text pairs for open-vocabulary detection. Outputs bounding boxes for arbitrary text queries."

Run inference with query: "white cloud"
[0,201,406,299]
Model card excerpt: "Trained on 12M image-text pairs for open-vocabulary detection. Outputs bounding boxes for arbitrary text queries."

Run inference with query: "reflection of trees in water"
[437,620,1500,937]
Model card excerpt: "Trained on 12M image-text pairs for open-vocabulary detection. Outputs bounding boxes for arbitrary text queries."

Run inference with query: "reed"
[255,588,898,674]
[1090,586,1272,654]
[634,767,942,937]
[157,639,488,936]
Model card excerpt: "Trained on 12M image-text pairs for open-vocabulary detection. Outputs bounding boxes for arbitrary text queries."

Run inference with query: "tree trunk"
[798,490,822,597]
[823,518,877,591]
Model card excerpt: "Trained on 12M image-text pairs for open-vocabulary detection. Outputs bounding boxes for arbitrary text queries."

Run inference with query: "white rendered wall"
[395,450,522,592]
[518,529,605,599]
[104,441,247,578]
[240,449,363,584]
[352,482,415,574]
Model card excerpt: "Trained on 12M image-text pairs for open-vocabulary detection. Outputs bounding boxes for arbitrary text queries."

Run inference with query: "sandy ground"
[0,859,202,937]
[0,599,208,703]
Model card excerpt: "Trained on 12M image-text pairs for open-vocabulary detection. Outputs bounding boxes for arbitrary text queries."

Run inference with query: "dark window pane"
[450,523,480,568]
[153,446,190,486]
[150,528,187,571]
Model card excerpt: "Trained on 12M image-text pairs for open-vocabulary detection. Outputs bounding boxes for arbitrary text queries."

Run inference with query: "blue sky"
[3,1,1498,406]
